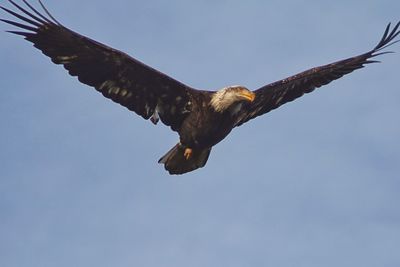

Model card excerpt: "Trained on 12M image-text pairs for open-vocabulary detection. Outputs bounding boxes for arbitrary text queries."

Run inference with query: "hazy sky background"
[1,0,399,266]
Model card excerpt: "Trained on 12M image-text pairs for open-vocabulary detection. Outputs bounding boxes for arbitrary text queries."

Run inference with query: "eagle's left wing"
[235,22,400,127]
[1,0,199,132]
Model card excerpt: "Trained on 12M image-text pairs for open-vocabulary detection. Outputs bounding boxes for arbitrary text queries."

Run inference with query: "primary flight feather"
[1,0,399,174]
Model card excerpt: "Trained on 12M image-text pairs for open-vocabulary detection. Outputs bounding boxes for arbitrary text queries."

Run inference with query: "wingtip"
[373,21,400,52]
[1,0,62,27]
[0,18,37,31]
[364,60,381,64]
[5,30,30,37]
[37,0,61,25]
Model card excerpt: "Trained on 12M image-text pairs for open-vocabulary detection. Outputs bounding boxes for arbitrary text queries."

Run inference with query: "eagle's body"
[180,87,252,148]
[1,0,399,174]
[159,86,255,174]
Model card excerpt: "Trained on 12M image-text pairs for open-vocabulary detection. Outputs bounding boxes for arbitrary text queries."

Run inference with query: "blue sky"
[1,0,400,266]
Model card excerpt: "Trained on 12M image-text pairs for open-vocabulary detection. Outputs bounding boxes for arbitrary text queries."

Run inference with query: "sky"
[1,0,400,266]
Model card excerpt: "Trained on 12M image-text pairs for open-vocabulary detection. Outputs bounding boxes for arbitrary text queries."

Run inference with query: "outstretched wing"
[1,0,197,131]
[235,22,400,127]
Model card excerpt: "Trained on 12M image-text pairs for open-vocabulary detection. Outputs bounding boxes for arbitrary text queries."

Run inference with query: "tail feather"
[158,143,211,175]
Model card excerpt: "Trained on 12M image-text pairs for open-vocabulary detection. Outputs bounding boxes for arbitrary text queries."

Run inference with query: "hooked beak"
[239,91,256,102]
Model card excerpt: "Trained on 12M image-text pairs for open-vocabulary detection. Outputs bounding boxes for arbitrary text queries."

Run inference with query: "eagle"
[1,1,399,174]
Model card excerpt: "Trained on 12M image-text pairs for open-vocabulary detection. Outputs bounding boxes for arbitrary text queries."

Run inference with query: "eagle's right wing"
[1,0,198,132]
[235,22,400,127]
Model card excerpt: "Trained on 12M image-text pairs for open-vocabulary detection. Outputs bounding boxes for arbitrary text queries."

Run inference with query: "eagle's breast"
[178,103,237,148]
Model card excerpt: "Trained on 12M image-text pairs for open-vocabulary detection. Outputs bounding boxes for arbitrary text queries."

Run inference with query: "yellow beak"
[239,91,256,102]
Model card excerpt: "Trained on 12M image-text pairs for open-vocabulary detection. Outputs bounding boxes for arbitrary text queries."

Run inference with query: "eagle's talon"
[184,148,193,160]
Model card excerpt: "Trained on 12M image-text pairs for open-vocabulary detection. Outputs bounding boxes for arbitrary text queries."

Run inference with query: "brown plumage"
[1,0,399,174]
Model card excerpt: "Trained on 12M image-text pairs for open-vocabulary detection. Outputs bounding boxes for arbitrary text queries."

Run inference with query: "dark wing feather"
[1,0,198,131]
[235,21,400,127]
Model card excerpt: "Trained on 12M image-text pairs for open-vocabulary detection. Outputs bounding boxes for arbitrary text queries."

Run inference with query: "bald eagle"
[1,1,399,174]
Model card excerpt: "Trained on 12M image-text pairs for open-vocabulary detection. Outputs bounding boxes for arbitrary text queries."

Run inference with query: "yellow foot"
[184,148,193,160]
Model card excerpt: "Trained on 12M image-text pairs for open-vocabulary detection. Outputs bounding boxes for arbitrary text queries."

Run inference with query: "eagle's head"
[210,85,255,113]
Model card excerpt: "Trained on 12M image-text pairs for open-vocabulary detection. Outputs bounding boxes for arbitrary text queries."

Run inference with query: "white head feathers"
[210,85,255,113]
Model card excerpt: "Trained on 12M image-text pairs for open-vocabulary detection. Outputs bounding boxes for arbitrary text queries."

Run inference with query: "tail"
[158,143,211,175]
